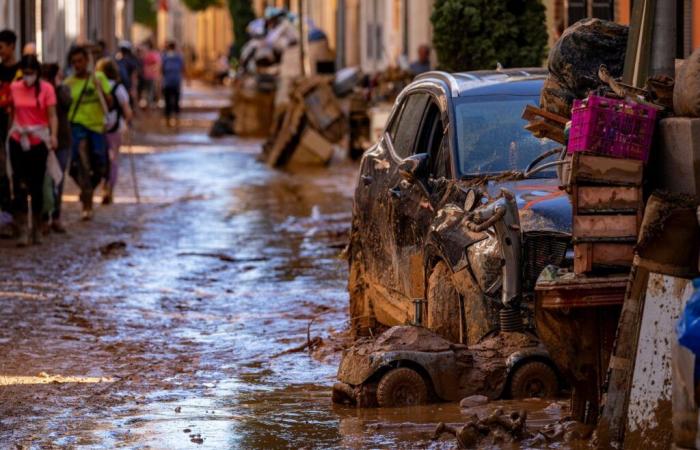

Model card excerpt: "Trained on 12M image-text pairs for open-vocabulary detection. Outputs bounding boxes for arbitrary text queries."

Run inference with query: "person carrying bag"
[64,46,112,221]
[6,55,58,246]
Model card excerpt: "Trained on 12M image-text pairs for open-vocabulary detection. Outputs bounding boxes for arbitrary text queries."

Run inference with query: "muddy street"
[0,84,567,449]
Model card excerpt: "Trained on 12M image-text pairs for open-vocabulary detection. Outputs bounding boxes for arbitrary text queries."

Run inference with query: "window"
[391,93,429,159]
[420,101,449,179]
[454,95,559,176]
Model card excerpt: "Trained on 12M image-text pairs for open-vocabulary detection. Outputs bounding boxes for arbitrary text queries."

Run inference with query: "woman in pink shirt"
[140,40,161,109]
[8,55,58,246]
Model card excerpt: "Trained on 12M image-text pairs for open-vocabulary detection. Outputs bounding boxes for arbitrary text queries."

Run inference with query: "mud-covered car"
[348,69,572,344]
[332,326,559,407]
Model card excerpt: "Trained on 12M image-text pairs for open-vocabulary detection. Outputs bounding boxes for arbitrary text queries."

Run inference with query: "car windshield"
[454,95,558,177]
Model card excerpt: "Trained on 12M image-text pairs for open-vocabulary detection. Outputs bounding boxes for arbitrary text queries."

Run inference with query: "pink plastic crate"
[568,95,657,162]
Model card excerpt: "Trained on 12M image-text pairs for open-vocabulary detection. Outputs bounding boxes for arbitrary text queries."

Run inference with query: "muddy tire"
[426,261,462,343]
[376,368,428,407]
[509,361,559,399]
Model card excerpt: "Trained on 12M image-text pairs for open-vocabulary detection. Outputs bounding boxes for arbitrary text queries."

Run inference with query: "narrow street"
[0,83,363,448]
[0,83,569,449]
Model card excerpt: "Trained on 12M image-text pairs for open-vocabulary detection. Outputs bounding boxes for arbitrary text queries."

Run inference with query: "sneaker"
[81,208,93,221]
[51,220,67,234]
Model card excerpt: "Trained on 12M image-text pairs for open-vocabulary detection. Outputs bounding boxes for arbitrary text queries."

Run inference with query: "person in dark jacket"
[161,40,184,127]
[41,63,71,233]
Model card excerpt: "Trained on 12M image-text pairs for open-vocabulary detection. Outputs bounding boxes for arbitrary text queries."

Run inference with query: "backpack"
[106,82,124,133]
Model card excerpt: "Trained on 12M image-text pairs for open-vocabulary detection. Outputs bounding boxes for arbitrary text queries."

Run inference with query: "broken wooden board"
[524,121,566,144]
[522,104,569,126]
[522,104,568,144]
[571,154,644,186]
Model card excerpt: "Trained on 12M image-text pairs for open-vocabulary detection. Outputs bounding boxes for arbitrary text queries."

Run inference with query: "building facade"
[0,0,133,65]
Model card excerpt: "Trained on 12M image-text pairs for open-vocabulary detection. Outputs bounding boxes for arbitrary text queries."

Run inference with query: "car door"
[356,91,430,313]
[389,95,451,302]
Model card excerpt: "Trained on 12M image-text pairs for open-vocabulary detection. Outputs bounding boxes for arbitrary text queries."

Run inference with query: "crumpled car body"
[348,69,572,345]
[332,326,558,407]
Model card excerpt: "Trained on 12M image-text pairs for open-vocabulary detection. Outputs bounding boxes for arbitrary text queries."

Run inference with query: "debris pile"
[432,408,528,449]
[262,75,347,167]
[542,18,628,118]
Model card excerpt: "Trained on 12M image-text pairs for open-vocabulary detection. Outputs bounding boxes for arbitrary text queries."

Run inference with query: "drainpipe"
[650,0,677,78]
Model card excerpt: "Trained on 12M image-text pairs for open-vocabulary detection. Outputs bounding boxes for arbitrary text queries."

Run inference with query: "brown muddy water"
[0,85,573,449]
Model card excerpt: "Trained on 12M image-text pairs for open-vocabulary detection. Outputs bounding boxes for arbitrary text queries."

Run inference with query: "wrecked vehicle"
[348,68,572,347]
[332,326,559,407]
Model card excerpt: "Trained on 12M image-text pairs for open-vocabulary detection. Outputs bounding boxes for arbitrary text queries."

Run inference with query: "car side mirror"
[399,153,429,183]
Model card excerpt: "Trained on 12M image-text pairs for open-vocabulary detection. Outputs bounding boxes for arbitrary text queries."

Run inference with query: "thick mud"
[0,84,571,449]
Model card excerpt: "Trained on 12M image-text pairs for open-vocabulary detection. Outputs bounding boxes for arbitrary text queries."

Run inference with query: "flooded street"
[0,84,566,449]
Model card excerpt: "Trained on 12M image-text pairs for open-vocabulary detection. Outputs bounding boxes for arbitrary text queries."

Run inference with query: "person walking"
[161,41,184,127]
[0,29,20,232]
[7,55,58,246]
[40,63,71,233]
[96,57,133,205]
[140,40,160,109]
[64,46,112,220]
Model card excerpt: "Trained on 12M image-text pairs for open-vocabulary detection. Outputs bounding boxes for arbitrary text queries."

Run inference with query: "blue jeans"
[70,124,108,207]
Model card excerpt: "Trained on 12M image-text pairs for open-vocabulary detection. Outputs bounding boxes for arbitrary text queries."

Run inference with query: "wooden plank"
[572,154,644,186]
[573,215,639,239]
[597,260,650,448]
[522,104,569,125]
[535,275,627,309]
[574,243,593,274]
[574,186,642,214]
[524,121,567,144]
[574,242,635,274]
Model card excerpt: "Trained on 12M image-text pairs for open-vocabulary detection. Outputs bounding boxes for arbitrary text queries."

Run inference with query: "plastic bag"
[677,278,700,355]
[46,150,63,185]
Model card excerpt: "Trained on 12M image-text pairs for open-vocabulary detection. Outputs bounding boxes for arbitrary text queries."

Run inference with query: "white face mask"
[23,74,37,86]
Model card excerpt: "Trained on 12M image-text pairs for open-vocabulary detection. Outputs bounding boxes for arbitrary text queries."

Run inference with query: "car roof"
[413,68,548,98]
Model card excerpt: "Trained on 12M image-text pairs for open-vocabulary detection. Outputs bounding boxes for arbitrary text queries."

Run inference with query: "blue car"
[348,68,572,345]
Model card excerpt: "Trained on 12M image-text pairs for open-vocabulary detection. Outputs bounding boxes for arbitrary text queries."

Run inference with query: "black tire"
[376,368,428,407]
[426,261,463,343]
[509,361,559,399]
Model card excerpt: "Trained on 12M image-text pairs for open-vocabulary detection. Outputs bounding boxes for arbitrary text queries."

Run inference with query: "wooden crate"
[570,154,644,274]
[570,153,644,186]
[573,185,642,214]
[574,241,636,273]
[573,215,639,239]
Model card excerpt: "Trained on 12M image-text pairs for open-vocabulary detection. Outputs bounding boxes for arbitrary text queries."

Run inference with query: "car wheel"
[427,261,463,343]
[509,361,559,399]
[376,368,428,407]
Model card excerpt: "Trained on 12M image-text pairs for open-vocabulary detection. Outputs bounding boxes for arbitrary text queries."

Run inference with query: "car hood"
[484,178,571,233]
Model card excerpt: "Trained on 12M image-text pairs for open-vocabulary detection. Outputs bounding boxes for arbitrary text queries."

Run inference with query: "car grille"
[522,231,571,290]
